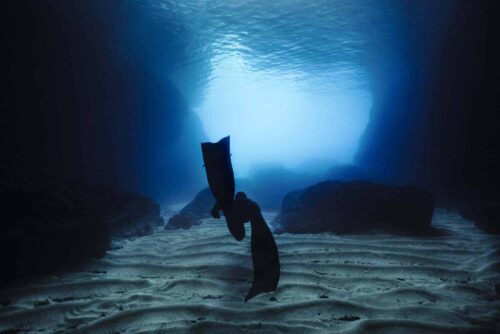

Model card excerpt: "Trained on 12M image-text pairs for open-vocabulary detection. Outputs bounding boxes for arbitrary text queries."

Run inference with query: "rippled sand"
[1,211,498,333]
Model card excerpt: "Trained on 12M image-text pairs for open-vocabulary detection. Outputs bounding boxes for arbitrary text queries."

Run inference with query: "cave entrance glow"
[195,55,372,176]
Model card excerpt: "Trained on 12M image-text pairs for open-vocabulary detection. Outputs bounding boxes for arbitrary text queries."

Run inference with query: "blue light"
[196,55,372,176]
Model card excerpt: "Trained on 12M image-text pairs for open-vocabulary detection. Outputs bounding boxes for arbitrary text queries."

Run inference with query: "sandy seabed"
[0,210,498,333]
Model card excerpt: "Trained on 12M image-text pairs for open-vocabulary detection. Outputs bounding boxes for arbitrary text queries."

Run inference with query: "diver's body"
[211,192,280,301]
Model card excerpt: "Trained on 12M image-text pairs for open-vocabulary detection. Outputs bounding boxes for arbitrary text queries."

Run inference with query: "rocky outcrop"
[166,188,214,229]
[458,200,500,234]
[0,181,163,284]
[65,182,164,238]
[273,181,434,234]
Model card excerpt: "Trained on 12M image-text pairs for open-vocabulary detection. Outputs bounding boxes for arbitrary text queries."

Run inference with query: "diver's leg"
[222,207,246,241]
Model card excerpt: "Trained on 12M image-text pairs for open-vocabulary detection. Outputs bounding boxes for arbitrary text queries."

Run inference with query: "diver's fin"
[201,136,235,208]
[245,213,280,302]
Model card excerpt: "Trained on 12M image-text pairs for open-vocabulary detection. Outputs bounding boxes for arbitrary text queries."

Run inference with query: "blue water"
[131,0,454,177]
[2,0,457,200]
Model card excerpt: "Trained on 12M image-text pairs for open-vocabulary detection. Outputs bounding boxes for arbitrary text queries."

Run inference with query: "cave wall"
[2,0,498,205]
[1,0,206,201]
[356,0,499,206]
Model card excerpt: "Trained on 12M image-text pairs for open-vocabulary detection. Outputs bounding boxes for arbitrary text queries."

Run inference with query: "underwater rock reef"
[166,167,328,230]
[458,200,500,234]
[166,188,214,230]
[273,181,434,234]
[0,181,163,284]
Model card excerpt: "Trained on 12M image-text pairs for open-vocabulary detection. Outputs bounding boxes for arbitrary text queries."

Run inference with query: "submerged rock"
[0,181,163,284]
[166,188,214,229]
[459,200,500,234]
[59,181,164,238]
[273,181,434,234]
[473,202,500,234]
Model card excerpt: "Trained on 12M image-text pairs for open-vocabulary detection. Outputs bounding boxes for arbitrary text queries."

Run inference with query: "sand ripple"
[0,210,498,333]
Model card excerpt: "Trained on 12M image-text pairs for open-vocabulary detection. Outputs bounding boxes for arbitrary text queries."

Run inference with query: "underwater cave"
[1,0,499,332]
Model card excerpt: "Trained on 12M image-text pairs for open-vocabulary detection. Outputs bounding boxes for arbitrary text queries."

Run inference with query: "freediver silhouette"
[201,136,280,302]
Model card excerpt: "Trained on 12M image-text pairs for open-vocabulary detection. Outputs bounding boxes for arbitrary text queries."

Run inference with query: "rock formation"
[166,188,214,229]
[0,180,163,284]
[273,181,434,234]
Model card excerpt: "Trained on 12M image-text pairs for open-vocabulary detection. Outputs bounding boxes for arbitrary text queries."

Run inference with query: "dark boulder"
[459,200,500,234]
[166,188,214,229]
[66,182,164,238]
[273,181,434,234]
[0,181,163,284]
[474,202,500,234]
[0,183,109,284]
